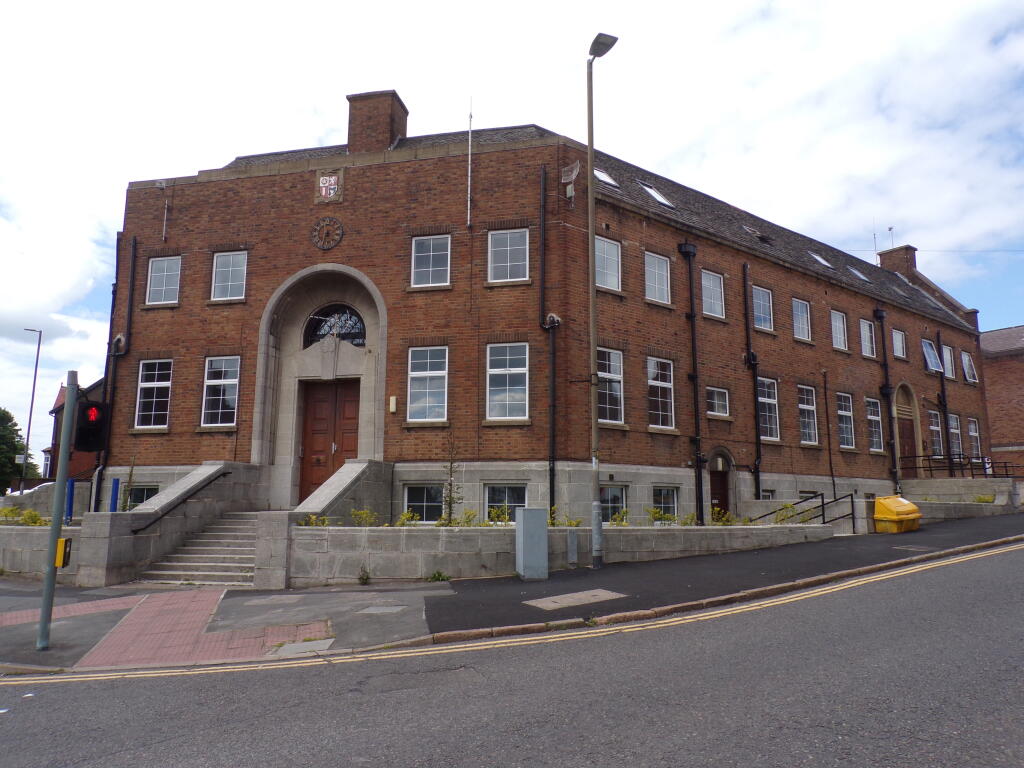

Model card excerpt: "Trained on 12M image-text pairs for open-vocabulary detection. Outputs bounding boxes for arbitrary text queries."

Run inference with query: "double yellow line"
[4,542,1022,687]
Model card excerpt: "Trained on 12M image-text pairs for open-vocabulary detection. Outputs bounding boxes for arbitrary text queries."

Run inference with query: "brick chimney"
[878,244,917,277]
[346,91,409,154]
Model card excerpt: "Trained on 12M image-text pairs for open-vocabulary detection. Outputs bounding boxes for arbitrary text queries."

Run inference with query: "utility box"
[874,496,922,533]
[515,507,548,581]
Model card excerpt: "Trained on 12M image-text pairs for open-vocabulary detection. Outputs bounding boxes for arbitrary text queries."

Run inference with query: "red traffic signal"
[73,400,107,452]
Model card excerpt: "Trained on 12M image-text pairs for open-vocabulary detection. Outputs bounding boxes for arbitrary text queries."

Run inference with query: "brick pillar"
[878,244,918,276]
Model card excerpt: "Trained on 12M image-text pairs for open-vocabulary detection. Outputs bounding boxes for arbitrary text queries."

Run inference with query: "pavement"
[2,512,1023,675]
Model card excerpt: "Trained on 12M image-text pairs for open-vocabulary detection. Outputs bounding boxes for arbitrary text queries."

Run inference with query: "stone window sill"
[140,303,178,311]
[485,279,532,288]
[754,326,777,336]
[707,413,733,422]
[129,427,169,435]
[644,299,674,310]
[482,419,532,426]
[832,347,852,355]
[703,313,728,324]
[795,337,815,346]
[406,284,452,293]
[838,447,859,453]
[404,420,449,428]
[207,298,246,307]
[799,442,821,449]
[599,422,630,431]
[196,425,237,434]
[647,426,680,435]
[597,285,626,298]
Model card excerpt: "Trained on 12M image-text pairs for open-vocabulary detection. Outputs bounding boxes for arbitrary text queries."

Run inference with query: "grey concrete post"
[516,507,548,581]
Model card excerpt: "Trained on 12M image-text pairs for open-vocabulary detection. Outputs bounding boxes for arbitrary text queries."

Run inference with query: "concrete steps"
[139,511,258,586]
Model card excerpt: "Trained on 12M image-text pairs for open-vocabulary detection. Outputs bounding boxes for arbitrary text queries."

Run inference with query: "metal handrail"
[754,492,857,533]
[751,492,825,524]
[899,453,1023,479]
[131,470,232,534]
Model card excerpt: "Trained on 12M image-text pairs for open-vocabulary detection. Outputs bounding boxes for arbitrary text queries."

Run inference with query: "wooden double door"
[300,380,359,501]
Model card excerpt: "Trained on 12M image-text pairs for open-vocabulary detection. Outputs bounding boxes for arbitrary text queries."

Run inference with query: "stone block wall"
[0,526,79,583]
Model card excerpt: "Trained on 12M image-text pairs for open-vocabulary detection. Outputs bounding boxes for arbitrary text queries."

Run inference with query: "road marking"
[523,589,628,611]
[3,542,1022,687]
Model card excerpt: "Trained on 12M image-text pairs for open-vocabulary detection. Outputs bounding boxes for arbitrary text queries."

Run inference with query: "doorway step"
[138,511,257,586]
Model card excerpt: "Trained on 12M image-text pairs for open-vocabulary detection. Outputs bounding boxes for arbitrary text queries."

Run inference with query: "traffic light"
[73,400,107,452]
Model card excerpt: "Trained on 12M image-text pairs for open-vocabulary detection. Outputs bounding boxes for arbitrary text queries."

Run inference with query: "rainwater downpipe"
[873,308,900,494]
[742,263,762,500]
[679,242,705,525]
[936,329,955,477]
[538,167,560,512]
[822,369,838,500]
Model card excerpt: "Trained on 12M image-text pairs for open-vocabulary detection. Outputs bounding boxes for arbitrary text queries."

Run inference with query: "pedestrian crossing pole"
[37,371,77,651]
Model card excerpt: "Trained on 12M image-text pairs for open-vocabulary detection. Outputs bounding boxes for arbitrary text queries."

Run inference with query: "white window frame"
[407,346,448,422]
[410,235,451,287]
[792,298,811,341]
[405,485,443,523]
[830,310,848,350]
[210,250,247,301]
[757,377,779,441]
[646,357,674,429]
[948,413,963,457]
[595,236,621,291]
[701,270,725,318]
[637,181,674,208]
[652,487,678,518]
[487,229,529,283]
[797,385,818,445]
[706,387,730,417]
[146,256,181,305]
[921,339,944,372]
[599,485,627,523]
[644,252,671,304]
[752,285,774,331]
[485,485,527,517]
[942,344,956,379]
[928,410,944,456]
[201,356,240,427]
[135,359,173,428]
[837,392,855,449]
[865,397,884,452]
[961,351,979,383]
[597,348,624,424]
[486,343,529,420]
[594,168,618,187]
[860,319,876,358]
[967,418,982,459]
[892,329,907,359]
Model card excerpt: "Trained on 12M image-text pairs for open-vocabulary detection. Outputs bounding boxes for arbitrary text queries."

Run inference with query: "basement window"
[637,181,674,208]
[126,486,159,510]
[808,251,834,269]
[594,168,618,187]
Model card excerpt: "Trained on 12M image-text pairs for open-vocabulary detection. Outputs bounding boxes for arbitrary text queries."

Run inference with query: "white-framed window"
[921,339,944,372]
[487,343,528,419]
[941,344,956,379]
[644,252,671,303]
[797,385,818,445]
[757,377,779,440]
[928,410,944,456]
[405,485,443,522]
[652,487,677,518]
[488,229,529,282]
[595,237,621,291]
[967,418,982,458]
[752,285,774,331]
[646,357,674,429]
[760,489,776,501]
[599,485,627,523]
[485,485,527,517]
[201,356,240,427]
[836,392,855,449]
[637,181,674,207]
[830,310,848,350]
[146,256,180,304]
[211,251,247,300]
[411,235,450,287]
[892,329,907,359]
[860,319,876,357]
[961,351,979,383]
[407,346,448,421]
[948,413,963,457]
[701,270,725,318]
[126,486,159,510]
[865,397,884,452]
[706,387,729,417]
[792,298,811,341]
[597,348,624,423]
[135,359,172,428]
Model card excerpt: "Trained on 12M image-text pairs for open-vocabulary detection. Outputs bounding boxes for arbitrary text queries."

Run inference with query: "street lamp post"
[20,328,42,494]
[587,32,617,569]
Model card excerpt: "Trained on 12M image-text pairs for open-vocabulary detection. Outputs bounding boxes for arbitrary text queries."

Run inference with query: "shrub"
[350,508,378,527]
[19,509,48,526]
[709,506,737,526]
[394,509,419,526]
[609,508,630,527]
[357,565,371,585]
[647,507,677,525]
[679,511,698,526]
[296,513,329,527]
[427,570,449,582]
[974,494,995,504]
[487,505,513,525]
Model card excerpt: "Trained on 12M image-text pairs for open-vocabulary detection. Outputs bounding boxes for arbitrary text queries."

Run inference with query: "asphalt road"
[3,545,1022,767]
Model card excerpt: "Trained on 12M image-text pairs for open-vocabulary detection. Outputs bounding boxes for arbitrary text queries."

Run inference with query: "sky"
[2,0,1023,466]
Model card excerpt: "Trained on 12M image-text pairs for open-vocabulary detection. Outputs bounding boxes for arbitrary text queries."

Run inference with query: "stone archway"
[706,448,735,514]
[251,264,388,508]
[893,383,921,480]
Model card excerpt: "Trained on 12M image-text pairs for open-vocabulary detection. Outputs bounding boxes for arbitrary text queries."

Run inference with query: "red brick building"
[981,326,1024,470]
[99,90,990,522]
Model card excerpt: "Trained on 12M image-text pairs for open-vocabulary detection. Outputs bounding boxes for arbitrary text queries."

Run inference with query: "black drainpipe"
[936,329,955,477]
[822,369,838,500]
[538,167,560,512]
[742,263,762,499]
[679,242,705,525]
[874,308,900,494]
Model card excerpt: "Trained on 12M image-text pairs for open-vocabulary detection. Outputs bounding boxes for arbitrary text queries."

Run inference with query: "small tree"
[441,431,463,525]
[0,408,39,495]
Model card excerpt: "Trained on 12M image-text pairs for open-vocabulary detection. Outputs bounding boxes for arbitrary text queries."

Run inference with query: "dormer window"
[637,181,673,208]
[594,168,618,187]
[808,251,833,269]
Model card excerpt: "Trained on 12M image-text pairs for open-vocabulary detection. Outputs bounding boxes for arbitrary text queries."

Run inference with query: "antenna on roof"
[466,98,473,229]
[888,226,895,249]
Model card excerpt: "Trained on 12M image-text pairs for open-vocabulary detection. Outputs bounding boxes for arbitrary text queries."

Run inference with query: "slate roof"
[221,124,972,331]
[980,325,1024,355]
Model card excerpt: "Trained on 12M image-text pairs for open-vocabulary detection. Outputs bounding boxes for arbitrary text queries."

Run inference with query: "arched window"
[303,304,366,349]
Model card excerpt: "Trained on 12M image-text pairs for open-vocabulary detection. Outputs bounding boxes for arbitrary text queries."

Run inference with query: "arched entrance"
[251,265,388,508]
[893,383,921,479]
[707,449,734,513]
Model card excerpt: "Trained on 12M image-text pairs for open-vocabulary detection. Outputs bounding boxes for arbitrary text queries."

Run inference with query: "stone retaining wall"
[0,525,79,583]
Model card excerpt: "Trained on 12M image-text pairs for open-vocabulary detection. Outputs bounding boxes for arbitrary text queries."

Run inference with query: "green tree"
[0,407,39,495]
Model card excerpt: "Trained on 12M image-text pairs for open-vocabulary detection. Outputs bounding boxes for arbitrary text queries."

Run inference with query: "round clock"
[311,216,343,250]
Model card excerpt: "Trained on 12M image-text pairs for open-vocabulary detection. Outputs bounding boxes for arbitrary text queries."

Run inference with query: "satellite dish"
[561,161,580,184]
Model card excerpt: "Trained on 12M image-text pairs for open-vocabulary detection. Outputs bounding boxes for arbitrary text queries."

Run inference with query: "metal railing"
[131,470,232,534]
[899,454,1023,479]
[751,492,857,532]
